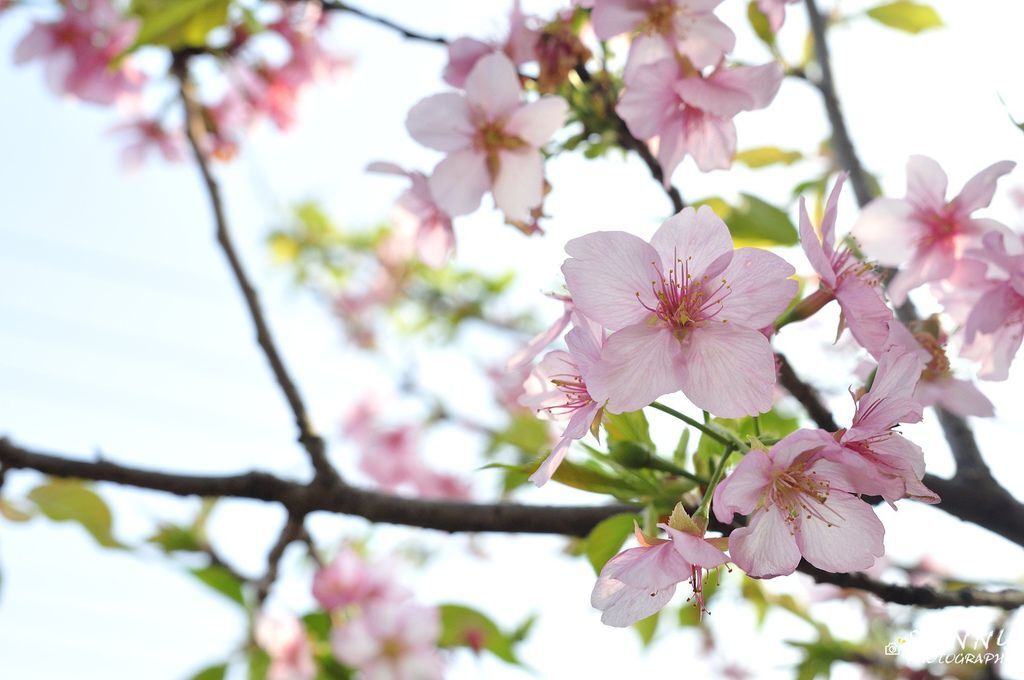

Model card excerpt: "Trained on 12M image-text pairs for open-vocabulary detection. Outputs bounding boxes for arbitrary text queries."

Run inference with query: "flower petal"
[678,323,776,417]
[493,148,544,223]
[794,492,884,573]
[465,52,521,118]
[716,247,797,328]
[405,93,474,152]
[428,149,490,216]
[650,205,734,280]
[504,96,568,147]
[728,508,802,578]
[585,323,687,413]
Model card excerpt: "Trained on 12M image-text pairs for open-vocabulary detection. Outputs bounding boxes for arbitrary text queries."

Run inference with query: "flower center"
[765,464,837,529]
[919,204,962,247]
[643,0,679,35]
[914,332,951,381]
[473,120,527,179]
[545,373,594,417]
[636,255,732,337]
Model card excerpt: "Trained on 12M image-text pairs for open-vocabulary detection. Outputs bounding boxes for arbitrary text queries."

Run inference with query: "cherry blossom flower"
[312,547,407,611]
[591,521,728,627]
[959,230,1024,380]
[562,206,796,417]
[617,58,783,181]
[714,430,885,578]
[367,162,455,268]
[853,155,1016,304]
[14,0,142,106]
[506,294,574,372]
[520,314,605,485]
[405,52,567,223]
[256,613,316,680]
[827,327,939,505]
[756,0,799,32]
[886,320,993,417]
[799,174,893,357]
[443,0,538,87]
[331,600,444,680]
[112,119,186,169]
[590,0,735,72]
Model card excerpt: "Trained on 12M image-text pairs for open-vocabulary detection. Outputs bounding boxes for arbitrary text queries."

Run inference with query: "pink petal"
[650,205,734,280]
[674,13,736,71]
[836,277,893,358]
[414,216,455,268]
[677,323,776,417]
[493,147,544,223]
[13,24,54,64]
[684,112,736,173]
[712,449,772,521]
[464,52,521,119]
[729,508,802,578]
[428,149,490,216]
[927,377,994,418]
[906,155,949,210]
[799,196,837,287]
[716,247,797,328]
[852,198,917,267]
[663,526,730,568]
[405,93,474,152]
[443,37,494,88]
[700,62,783,114]
[887,245,956,305]
[794,492,884,573]
[504,97,568,147]
[954,160,1016,214]
[529,403,600,486]
[585,323,687,413]
[591,0,646,39]
[562,232,662,330]
[616,58,681,141]
[591,544,681,627]
[962,319,1024,381]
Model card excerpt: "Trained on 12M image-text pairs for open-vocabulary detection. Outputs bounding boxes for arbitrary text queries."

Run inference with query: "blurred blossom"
[331,600,445,680]
[256,613,317,680]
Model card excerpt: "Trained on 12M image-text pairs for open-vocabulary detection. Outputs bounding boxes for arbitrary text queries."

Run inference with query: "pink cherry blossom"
[799,174,893,357]
[255,613,316,680]
[756,0,799,32]
[312,547,406,611]
[443,0,538,87]
[562,206,796,417]
[590,0,735,72]
[331,600,444,680]
[853,155,1016,304]
[368,162,455,268]
[827,326,939,505]
[14,0,142,106]
[506,294,574,372]
[591,523,728,627]
[714,430,885,578]
[959,230,1024,380]
[617,58,783,181]
[112,119,186,169]
[405,52,567,223]
[520,314,605,485]
[886,320,994,417]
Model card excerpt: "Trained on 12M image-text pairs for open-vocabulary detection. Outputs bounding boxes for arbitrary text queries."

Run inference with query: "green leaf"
[865,1,943,34]
[130,0,231,49]
[548,459,641,498]
[585,513,636,573]
[746,1,775,46]
[438,604,523,665]
[248,649,270,680]
[303,611,332,642]
[190,565,246,606]
[603,410,654,449]
[695,195,798,247]
[734,146,804,169]
[189,664,228,680]
[148,524,203,553]
[633,610,660,646]
[28,480,124,548]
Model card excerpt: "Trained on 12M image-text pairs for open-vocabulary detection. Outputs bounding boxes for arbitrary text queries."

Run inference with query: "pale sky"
[1,1,1023,678]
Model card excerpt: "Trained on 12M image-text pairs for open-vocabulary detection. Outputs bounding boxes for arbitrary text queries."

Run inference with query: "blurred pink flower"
[563,206,796,417]
[591,522,728,627]
[443,0,539,87]
[331,600,444,680]
[112,119,186,169]
[590,0,735,72]
[853,155,1015,304]
[960,230,1024,380]
[505,294,574,372]
[714,429,885,578]
[406,52,567,222]
[617,58,782,181]
[14,0,142,105]
[519,314,605,485]
[313,547,407,611]
[756,0,799,32]
[799,174,893,358]
[367,162,455,268]
[256,613,316,680]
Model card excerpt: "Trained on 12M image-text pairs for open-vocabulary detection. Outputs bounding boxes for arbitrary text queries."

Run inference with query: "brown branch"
[800,563,1024,610]
[322,2,448,45]
[775,353,839,431]
[173,64,336,485]
[255,513,306,604]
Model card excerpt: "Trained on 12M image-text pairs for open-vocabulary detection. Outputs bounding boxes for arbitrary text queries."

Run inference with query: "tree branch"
[775,353,839,431]
[256,513,306,604]
[174,64,337,485]
[323,2,448,45]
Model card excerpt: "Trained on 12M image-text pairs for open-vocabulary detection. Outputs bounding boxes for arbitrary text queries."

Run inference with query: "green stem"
[646,456,707,485]
[650,402,730,445]
[695,444,736,522]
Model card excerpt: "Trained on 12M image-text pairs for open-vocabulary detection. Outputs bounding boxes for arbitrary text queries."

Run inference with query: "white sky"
[1,1,1024,678]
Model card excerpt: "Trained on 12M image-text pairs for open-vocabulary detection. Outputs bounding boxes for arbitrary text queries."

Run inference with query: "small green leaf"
[865,1,943,34]
[303,611,332,641]
[633,610,660,646]
[130,0,231,49]
[190,565,246,606]
[148,524,203,553]
[248,648,270,680]
[697,194,799,247]
[548,459,641,497]
[189,664,228,680]
[28,480,124,548]
[438,604,523,665]
[585,513,636,573]
[734,146,804,169]
[747,1,775,45]
[603,410,654,449]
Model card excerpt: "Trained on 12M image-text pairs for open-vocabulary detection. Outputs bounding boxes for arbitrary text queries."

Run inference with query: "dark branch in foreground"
[174,64,337,485]
[775,353,839,431]
[4,438,1024,610]
[324,2,448,45]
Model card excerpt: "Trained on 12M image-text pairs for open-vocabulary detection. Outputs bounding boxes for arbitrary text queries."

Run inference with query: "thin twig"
[775,353,839,431]
[173,62,337,485]
[255,513,306,603]
[323,1,448,45]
